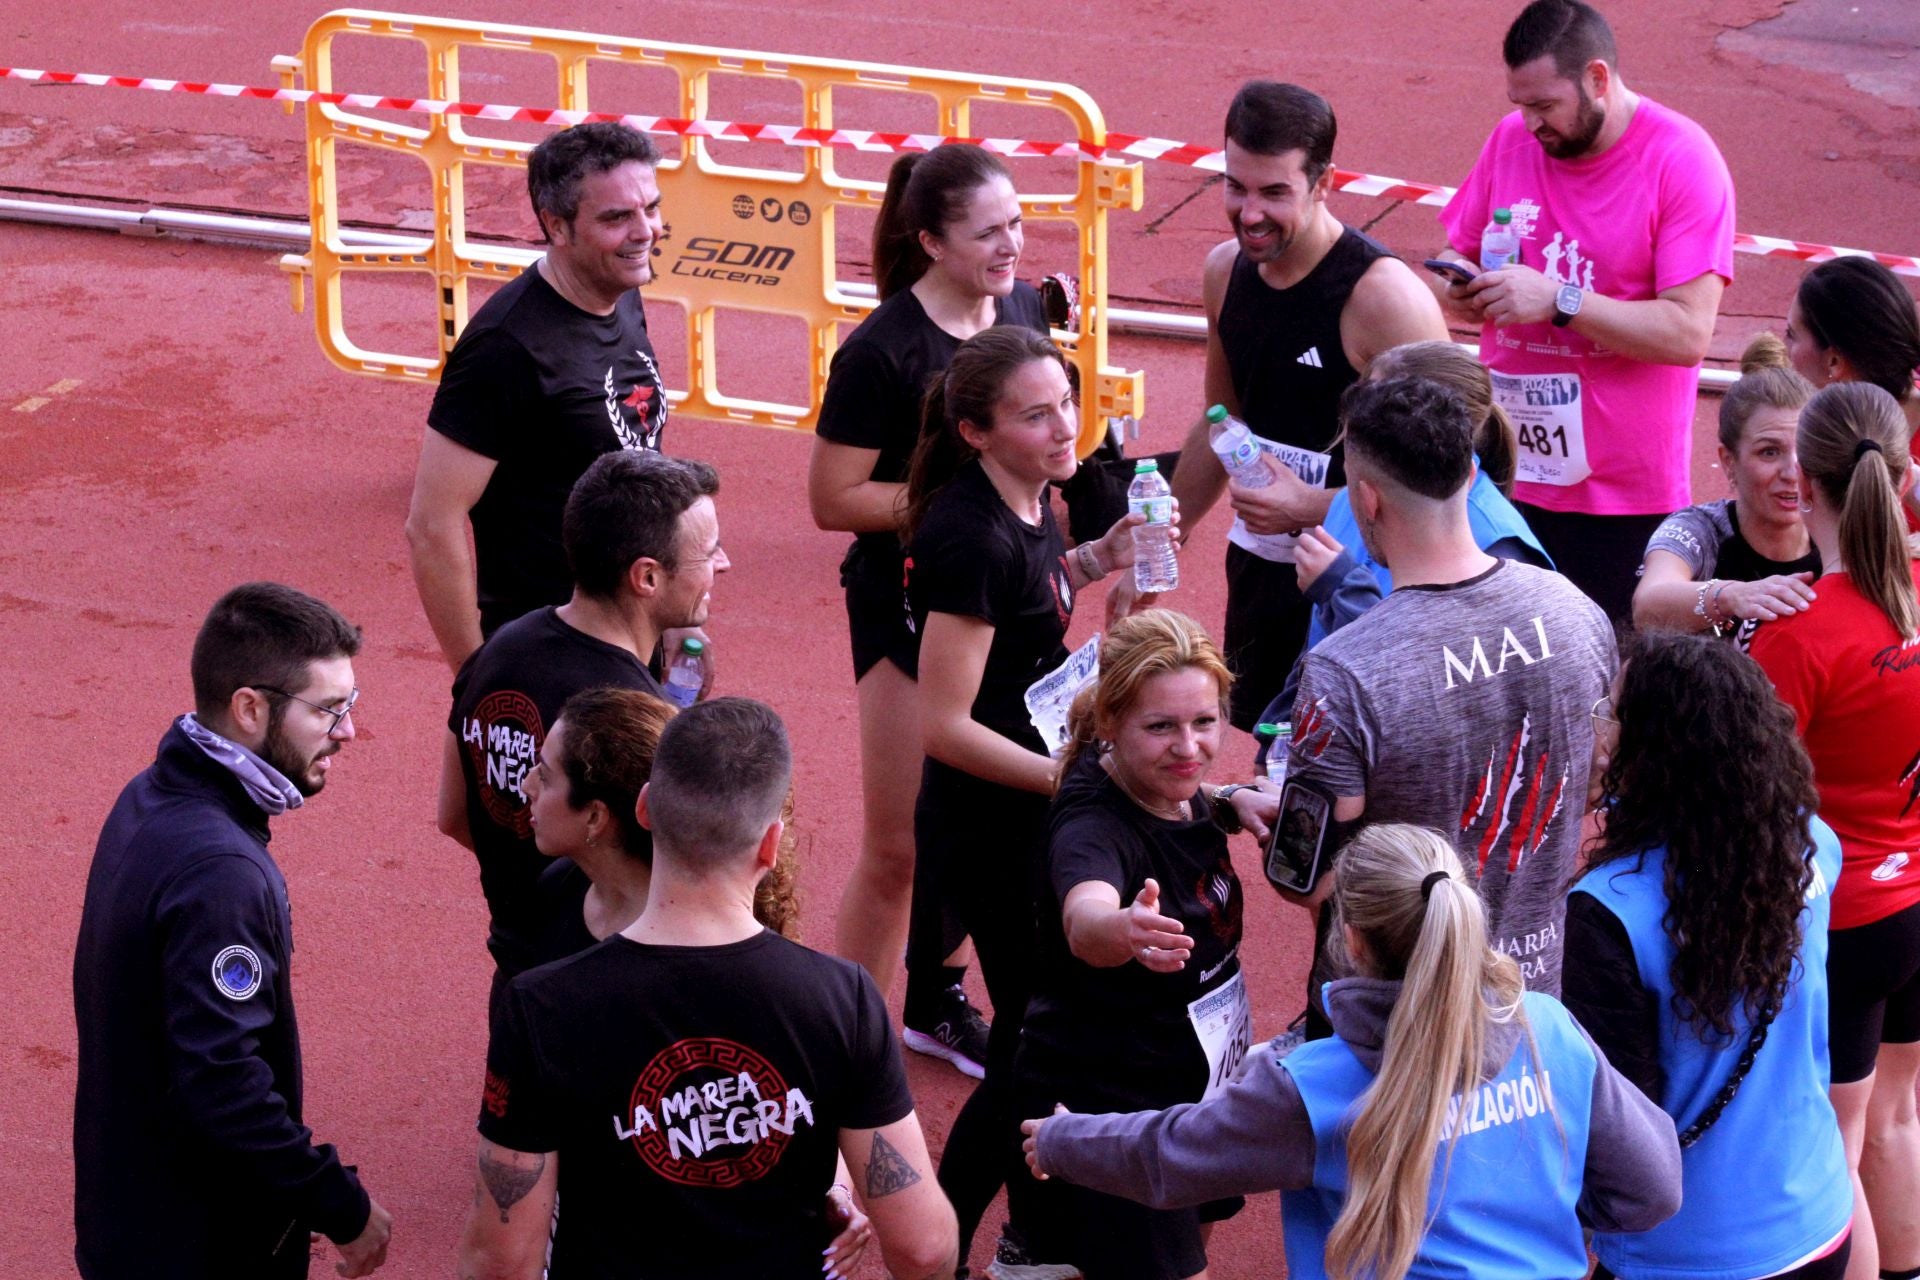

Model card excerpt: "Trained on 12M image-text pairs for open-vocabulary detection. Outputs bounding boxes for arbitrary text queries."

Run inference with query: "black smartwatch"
[1209,784,1251,834]
[1551,283,1584,328]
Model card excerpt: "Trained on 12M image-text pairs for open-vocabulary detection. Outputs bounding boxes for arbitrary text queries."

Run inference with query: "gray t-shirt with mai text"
[1290,560,1616,994]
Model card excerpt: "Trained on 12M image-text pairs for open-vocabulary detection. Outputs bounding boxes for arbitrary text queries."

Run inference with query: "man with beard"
[440,450,726,1014]
[1432,0,1735,620]
[1169,81,1448,731]
[72,583,391,1279]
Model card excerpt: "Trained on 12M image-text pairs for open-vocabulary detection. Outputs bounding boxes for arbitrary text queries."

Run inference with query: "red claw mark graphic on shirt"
[1461,716,1569,875]
[1901,748,1920,819]
[1293,698,1335,760]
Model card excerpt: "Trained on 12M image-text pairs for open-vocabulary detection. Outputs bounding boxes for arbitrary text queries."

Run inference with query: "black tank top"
[1217,225,1390,489]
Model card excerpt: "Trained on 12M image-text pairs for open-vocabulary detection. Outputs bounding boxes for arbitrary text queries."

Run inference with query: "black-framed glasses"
[254,685,358,735]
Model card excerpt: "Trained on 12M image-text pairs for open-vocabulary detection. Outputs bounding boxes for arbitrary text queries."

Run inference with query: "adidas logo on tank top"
[1296,347,1323,368]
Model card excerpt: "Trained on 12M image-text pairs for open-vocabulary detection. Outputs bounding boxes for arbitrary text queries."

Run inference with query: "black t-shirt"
[1019,750,1245,1110]
[480,931,914,1279]
[1715,503,1823,583]
[428,267,671,636]
[448,607,663,975]
[906,460,1072,749]
[817,288,1048,585]
[530,857,600,969]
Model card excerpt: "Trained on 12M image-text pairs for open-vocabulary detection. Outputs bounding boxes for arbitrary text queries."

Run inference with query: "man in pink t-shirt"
[1430,0,1735,620]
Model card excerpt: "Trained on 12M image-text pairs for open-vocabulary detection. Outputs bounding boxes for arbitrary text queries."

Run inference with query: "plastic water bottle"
[664,637,705,709]
[1206,404,1273,489]
[1480,208,1518,272]
[1256,721,1291,786]
[1128,460,1179,593]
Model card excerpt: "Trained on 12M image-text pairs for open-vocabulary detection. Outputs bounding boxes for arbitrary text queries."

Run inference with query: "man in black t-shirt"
[439,450,726,992]
[406,122,676,669]
[459,699,958,1280]
[1165,83,1446,728]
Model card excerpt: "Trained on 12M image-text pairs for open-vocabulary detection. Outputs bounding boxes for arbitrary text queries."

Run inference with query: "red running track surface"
[4,1,1916,1276]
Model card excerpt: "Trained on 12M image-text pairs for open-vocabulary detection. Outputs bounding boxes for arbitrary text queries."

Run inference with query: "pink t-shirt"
[1441,98,1735,516]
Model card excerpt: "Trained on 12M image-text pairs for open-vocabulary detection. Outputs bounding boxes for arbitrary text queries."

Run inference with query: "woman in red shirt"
[1751,380,1920,1280]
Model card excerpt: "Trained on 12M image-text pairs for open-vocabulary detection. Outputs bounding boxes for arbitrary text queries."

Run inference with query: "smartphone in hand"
[1264,779,1337,895]
[1422,258,1479,287]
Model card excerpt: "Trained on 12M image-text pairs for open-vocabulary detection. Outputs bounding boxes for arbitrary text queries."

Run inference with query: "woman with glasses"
[1751,382,1920,1280]
[1567,633,1852,1280]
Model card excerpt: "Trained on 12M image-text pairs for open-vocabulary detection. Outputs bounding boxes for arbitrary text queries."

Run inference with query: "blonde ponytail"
[1325,825,1526,1280]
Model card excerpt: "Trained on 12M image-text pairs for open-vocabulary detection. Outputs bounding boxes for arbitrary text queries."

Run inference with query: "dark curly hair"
[1589,632,1819,1040]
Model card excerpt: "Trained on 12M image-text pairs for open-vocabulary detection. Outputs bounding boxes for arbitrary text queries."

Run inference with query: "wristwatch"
[1551,283,1584,328]
[1209,784,1251,835]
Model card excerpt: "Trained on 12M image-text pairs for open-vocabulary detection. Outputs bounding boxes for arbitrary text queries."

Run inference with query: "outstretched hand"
[1021,1104,1071,1180]
[1125,879,1193,973]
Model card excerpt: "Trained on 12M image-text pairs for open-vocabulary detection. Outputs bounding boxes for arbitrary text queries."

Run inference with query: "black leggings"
[913,760,1051,1260]
[1593,1231,1849,1280]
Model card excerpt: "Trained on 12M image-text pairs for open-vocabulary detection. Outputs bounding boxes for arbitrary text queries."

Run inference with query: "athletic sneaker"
[984,1229,1083,1280]
[902,983,990,1079]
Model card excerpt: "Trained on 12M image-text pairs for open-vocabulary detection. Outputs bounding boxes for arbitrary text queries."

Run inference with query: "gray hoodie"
[1036,977,1681,1237]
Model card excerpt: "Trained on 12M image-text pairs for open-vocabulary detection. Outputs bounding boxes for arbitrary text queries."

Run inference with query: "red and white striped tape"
[5,64,1917,279]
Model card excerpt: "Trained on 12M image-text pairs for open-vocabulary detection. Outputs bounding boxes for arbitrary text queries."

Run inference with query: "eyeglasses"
[1590,694,1618,729]
[254,685,359,735]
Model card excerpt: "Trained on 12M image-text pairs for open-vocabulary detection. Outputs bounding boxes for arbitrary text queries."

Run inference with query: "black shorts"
[841,541,918,681]
[1513,504,1665,624]
[1827,898,1920,1083]
[1222,543,1310,732]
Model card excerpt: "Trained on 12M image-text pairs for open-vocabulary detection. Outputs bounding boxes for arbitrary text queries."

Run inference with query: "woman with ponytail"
[1751,380,1920,1280]
[809,143,1050,1053]
[1014,610,1276,1280]
[1787,257,1920,543]
[1633,334,1820,635]
[908,325,1153,1274]
[1022,823,1680,1280]
[1566,633,1852,1279]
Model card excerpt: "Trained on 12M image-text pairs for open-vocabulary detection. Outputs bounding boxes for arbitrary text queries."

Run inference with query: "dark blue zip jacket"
[73,720,369,1279]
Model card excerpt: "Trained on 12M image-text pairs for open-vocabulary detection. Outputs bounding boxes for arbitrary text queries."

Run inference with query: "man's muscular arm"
[405,429,498,672]
[840,1114,957,1280]
[1341,255,1453,372]
[456,1139,557,1280]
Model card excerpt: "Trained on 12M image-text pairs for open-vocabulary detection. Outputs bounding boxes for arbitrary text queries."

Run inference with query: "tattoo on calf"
[865,1131,923,1199]
[479,1149,547,1223]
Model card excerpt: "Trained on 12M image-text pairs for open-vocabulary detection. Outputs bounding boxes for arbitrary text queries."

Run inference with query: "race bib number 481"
[1492,370,1590,488]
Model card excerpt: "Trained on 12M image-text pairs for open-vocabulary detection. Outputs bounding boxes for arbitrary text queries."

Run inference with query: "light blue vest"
[1280,991,1595,1280]
[1311,467,1551,648]
[1574,822,1852,1280]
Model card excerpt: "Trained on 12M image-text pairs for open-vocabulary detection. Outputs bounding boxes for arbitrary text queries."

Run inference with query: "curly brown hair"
[1589,632,1820,1039]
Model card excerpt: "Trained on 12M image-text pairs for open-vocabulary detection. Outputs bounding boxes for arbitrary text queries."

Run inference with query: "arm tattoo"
[479,1148,547,1223]
[864,1131,923,1199]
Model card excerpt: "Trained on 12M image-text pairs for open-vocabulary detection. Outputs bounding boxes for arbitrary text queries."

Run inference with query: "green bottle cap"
[1206,404,1228,424]
[1134,459,1158,474]
[680,637,705,655]
[1255,721,1282,736]
[1493,208,1512,225]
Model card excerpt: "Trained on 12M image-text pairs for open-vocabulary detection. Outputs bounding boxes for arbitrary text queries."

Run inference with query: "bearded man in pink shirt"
[1430,0,1735,621]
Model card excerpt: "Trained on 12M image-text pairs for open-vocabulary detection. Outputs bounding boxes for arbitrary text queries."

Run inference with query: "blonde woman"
[1023,824,1680,1280]
[1016,610,1277,1280]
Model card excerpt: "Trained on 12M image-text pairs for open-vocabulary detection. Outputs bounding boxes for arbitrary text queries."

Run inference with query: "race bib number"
[1024,632,1101,757]
[1492,370,1590,488]
[1187,969,1253,1099]
[1227,436,1335,563]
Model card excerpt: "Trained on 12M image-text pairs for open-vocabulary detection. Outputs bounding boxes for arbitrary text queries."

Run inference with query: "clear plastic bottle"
[1128,460,1179,593]
[1255,720,1291,786]
[1206,404,1273,489]
[1479,207,1518,272]
[664,637,705,709]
